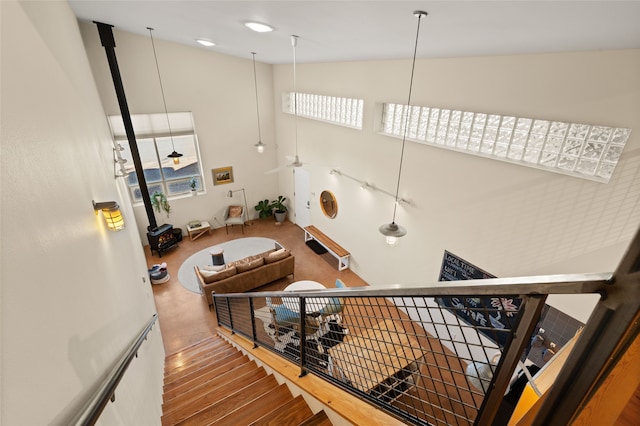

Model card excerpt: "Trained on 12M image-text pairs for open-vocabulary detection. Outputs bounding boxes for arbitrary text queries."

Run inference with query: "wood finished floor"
[146,219,640,423]
[146,219,368,355]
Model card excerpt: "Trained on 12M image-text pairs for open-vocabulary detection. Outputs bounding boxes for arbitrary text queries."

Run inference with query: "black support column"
[94,21,158,231]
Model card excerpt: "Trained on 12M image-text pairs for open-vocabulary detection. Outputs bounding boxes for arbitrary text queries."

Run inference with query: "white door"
[294,168,311,228]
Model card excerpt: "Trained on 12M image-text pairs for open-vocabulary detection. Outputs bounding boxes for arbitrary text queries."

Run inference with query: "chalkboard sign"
[437,250,522,348]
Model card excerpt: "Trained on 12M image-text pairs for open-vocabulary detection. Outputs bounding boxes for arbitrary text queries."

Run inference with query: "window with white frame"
[108,112,204,202]
[381,103,631,183]
[283,92,364,129]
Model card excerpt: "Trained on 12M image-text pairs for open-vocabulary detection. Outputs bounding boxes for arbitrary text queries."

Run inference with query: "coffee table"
[187,221,211,240]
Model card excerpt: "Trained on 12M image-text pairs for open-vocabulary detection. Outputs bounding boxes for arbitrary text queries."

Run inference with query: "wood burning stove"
[148,224,178,257]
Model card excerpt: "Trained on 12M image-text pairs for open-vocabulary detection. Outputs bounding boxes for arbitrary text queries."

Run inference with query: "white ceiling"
[70,1,640,64]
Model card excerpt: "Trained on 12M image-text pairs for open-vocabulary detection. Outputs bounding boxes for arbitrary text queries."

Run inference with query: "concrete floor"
[146,218,368,355]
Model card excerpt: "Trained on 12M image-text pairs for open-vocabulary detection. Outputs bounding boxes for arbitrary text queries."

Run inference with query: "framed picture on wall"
[212,166,233,185]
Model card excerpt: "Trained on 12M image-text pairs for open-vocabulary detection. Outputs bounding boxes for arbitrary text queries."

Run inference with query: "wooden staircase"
[161,335,333,425]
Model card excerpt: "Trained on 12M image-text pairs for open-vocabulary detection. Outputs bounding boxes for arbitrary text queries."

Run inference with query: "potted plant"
[188,177,197,194]
[271,195,287,223]
[254,199,273,219]
[151,191,171,216]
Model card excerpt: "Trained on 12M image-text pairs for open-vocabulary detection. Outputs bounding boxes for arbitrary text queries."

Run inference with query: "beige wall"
[1,2,164,424]
[272,50,640,322]
[79,23,280,242]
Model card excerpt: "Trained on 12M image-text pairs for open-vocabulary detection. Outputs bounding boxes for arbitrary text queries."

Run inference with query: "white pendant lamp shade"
[379,222,407,246]
[379,11,427,246]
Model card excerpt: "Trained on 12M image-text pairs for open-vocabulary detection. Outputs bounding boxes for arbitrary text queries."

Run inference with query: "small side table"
[187,221,211,241]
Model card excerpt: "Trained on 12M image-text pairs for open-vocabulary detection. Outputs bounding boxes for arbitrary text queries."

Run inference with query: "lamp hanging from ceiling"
[148,27,182,165]
[290,35,302,168]
[379,10,427,246]
[251,52,266,154]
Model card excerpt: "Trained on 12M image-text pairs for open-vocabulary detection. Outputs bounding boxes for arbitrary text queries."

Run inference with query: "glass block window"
[108,112,204,201]
[283,92,364,129]
[382,103,632,183]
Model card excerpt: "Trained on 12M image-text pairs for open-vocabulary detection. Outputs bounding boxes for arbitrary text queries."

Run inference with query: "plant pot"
[190,189,197,196]
[274,210,286,223]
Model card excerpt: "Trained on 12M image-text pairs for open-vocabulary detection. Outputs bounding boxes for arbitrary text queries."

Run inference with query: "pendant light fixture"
[251,52,266,153]
[148,27,182,165]
[379,10,427,246]
[290,35,302,168]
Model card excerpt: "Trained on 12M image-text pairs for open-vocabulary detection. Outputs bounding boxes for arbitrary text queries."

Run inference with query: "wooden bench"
[304,225,350,271]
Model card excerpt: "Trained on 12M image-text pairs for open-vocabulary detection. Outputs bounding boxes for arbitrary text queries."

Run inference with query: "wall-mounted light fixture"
[329,168,411,206]
[93,200,125,231]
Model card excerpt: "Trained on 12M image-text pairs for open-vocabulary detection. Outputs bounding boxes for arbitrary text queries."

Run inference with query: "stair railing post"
[250,297,258,348]
[226,297,235,334]
[299,296,308,377]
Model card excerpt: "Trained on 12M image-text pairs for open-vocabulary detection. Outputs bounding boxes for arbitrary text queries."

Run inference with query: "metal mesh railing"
[212,226,640,425]
[213,281,577,425]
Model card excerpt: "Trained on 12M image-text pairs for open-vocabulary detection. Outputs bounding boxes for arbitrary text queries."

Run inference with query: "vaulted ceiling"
[70,1,640,64]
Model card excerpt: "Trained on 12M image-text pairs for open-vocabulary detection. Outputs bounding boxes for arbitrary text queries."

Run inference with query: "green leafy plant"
[151,191,171,215]
[270,195,287,213]
[188,177,197,191]
[254,199,273,219]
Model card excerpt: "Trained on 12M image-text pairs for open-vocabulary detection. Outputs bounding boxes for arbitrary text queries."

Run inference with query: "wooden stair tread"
[164,345,233,375]
[212,384,294,426]
[163,354,249,400]
[250,394,314,426]
[162,364,267,424]
[166,336,225,361]
[163,347,239,383]
[176,375,280,426]
[163,360,261,413]
[299,410,332,426]
[165,338,229,372]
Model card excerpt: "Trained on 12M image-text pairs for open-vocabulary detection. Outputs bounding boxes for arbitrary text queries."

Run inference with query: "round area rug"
[177,237,279,294]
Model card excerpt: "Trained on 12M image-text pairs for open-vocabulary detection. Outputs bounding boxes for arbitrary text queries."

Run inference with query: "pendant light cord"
[251,52,262,143]
[292,35,299,158]
[391,12,425,224]
[148,27,176,151]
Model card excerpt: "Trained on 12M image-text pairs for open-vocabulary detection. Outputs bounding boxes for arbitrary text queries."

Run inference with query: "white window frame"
[283,92,364,130]
[108,112,205,202]
[380,103,631,183]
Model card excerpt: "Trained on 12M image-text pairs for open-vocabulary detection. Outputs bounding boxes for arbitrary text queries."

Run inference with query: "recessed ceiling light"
[196,39,215,47]
[244,22,274,33]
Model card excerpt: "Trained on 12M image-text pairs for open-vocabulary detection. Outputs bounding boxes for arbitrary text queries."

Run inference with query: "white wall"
[271,50,640,323]
[78,17,640,325]
[1,2,164,425]
[79,24,280,241]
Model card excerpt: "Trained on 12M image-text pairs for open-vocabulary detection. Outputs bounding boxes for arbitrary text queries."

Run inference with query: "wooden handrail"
[70,313,159,426]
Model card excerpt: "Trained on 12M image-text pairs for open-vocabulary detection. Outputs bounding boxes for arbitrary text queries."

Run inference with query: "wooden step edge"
[162,354,249,398]
[163,352,247,391]
[210,383,295,426]
[174,374,281,426]
[162,360,260,410]
[164,342,233,374]
[163,365,268,425]
[164,347,242,384]
[250,394,313,425]
[164,339,229,367]
[165,336,224,359]
[217,328,406,426]
[299,410,332,426]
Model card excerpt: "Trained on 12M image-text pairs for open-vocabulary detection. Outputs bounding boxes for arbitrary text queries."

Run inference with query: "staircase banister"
[69,313,159,426]
[217,271,612,300]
